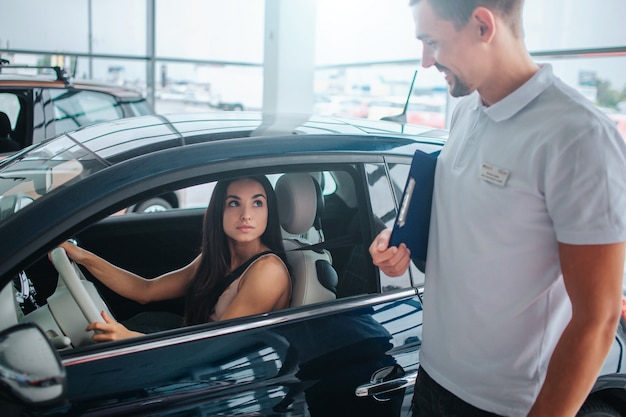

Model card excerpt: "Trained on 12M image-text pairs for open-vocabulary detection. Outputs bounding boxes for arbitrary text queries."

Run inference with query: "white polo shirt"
[419,64,626,416]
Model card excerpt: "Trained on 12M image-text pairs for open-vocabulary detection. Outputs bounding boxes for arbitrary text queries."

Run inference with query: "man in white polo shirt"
[370,1,626,416]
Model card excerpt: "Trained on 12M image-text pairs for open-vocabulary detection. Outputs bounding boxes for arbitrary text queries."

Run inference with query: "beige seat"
[275,173,338,307]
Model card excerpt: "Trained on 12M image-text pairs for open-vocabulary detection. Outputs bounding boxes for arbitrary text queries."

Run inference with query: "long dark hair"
[183,176,287,325]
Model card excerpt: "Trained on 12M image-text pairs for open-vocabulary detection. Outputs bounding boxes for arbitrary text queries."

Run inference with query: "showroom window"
[0,0,623,137]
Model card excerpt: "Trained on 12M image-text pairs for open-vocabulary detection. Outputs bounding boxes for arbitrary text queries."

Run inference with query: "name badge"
[480,163,510,186]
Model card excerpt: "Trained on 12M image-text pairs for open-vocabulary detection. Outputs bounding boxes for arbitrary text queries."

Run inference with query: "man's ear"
[472,7,496,43]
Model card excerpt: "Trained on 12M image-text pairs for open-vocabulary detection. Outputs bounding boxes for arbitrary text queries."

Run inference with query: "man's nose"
[421,46,436,68]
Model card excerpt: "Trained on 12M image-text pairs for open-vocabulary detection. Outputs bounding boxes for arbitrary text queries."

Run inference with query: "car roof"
[45,111,446,161]
[0,70,145,100]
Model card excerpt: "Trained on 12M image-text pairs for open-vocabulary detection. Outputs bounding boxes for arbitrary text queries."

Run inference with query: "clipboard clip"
[397,177,415,227]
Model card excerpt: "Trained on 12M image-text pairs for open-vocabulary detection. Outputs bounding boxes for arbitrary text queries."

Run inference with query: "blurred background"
[1,0,624,137]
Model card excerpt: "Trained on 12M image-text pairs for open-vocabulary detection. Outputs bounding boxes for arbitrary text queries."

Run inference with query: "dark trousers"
[412,367,505,417]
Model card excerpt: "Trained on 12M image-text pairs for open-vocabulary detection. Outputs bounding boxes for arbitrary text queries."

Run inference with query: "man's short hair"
[409,0,525,37]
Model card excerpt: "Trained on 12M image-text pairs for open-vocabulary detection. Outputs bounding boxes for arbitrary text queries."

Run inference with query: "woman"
[57,176,291,342]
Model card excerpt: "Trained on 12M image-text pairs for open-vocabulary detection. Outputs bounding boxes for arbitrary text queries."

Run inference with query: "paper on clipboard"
[389,149,438,264]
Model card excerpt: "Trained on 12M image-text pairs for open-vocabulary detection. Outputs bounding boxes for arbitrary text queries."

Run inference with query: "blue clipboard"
[389,149,438,264]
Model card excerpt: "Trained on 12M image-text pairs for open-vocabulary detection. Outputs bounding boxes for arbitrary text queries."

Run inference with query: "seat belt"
[215,233,362,299]
[285,233,362,253]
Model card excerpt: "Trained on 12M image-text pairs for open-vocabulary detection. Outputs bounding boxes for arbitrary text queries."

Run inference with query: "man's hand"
[86,310,143,342]
[369,229,412,277]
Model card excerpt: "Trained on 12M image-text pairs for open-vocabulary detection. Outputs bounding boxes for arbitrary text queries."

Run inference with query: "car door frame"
[1,141,428,415]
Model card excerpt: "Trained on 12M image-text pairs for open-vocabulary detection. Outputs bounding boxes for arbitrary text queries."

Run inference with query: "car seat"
[0,111,20,152]
[275,173,338,307]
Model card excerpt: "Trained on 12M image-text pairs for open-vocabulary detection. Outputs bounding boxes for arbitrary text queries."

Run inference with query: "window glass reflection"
[524,0,626,51]
[540,55,626,139]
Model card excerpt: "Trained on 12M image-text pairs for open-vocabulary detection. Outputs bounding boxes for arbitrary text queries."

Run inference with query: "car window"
[127,100,153,117]
[0,93,21,127]
[134,172,339,214]
[49,89,124,134]
[0,135,107,223]
[6,163,388,353]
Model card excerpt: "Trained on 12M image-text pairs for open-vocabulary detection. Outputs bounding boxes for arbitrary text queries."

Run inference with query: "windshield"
[0,135,108,223]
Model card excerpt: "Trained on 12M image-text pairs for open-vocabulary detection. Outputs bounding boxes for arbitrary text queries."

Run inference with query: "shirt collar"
[470,64,554,122]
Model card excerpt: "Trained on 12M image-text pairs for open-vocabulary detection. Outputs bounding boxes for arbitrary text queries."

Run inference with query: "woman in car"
[56,176,291,342]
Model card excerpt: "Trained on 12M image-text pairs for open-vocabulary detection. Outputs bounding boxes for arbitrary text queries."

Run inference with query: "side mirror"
[0,323,66,405]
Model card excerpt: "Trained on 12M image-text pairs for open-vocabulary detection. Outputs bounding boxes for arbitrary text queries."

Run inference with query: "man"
[369,1,626,416]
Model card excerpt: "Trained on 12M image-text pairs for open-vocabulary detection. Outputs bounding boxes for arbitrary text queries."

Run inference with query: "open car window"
[6,164,389,353]
[128,171,338,214]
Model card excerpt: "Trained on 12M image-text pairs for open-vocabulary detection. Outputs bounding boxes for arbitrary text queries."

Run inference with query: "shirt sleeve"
[546,120,626,244]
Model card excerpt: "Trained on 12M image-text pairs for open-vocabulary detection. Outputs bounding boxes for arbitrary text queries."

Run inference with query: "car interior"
[0,111,20,152]
[0,165,382,350]
[0,91,28,149]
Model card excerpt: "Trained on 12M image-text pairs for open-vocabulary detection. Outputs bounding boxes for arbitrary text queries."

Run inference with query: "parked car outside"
[0,112,624,416]
[0,60,193,213]
[0,61,153,152]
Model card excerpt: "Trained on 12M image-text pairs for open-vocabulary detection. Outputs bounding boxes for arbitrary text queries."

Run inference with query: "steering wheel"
[49,247,107,327]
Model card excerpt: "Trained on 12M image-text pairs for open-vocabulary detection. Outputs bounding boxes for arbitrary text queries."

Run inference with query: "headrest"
[0,112,11,137]
[275,173,322,235]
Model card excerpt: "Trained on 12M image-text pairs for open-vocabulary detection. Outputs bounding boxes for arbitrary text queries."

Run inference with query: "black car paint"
[43,297,421,416]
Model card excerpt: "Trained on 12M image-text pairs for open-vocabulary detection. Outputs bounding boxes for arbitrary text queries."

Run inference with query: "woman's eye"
[227,200,239,207]
[253,200,264,207]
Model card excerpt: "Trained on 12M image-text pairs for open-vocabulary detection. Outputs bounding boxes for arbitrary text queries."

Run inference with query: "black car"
[0,113,624,416]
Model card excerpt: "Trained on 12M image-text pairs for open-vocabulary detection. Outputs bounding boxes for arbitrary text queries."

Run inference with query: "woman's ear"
[472,7,496,43]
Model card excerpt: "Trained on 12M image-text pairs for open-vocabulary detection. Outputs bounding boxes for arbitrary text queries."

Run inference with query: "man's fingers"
[369,229,395,264]
[378,243,412,277]
[373,229,392,251]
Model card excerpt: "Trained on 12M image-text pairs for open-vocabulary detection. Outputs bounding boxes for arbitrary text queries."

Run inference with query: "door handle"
[355,365,417,399]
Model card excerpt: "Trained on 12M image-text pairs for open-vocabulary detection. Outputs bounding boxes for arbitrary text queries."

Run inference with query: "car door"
[54,296,421,416]
[1,145,426,416]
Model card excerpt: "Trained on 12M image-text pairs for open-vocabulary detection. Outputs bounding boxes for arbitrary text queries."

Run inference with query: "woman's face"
[222,179,269,245]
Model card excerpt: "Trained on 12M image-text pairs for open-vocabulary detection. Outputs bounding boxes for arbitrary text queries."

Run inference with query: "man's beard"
[449,73,473,97]
[436,63,473,97]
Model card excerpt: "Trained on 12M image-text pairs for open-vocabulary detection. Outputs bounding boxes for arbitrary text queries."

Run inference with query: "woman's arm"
[219,255,291,321]
[56,241,200,304]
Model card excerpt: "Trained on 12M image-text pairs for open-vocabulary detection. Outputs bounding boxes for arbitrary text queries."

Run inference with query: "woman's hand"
[58,240,85,263]
[86,310,143,342]
[48,240,86,264]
